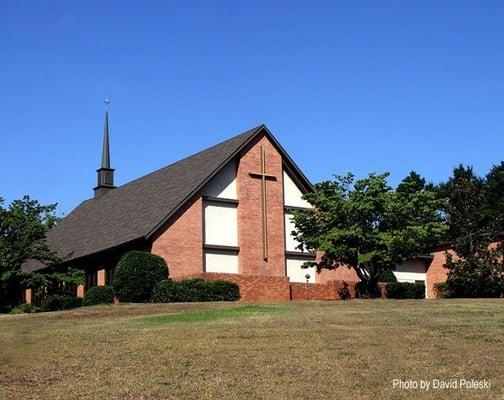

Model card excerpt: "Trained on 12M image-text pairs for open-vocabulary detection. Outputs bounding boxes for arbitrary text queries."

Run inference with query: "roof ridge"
[100,124,264,196]
[31,123,314,269]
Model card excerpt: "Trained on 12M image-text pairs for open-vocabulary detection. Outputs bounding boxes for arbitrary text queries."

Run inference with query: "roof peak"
[110,124,265,192]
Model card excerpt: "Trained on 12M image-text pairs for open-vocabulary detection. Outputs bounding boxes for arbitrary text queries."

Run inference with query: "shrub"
[386,282,425,299]
[377,269,398,283]
[176,279,214,302]
[39,293,82,312]
[434,282,450,298]
[151,279,178,303]
[9,303,39,314]
[208,280,240,301]
[152,279,240,303]
[83,286,114,306]
[113,251,168,302]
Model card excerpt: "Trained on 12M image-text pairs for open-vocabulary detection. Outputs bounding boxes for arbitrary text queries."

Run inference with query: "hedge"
[83,286,114,306]
[40,293,82,312]
[9,303,39,314]
[386,282,425,299]
[152,279,240,303]
[113,251,168,302]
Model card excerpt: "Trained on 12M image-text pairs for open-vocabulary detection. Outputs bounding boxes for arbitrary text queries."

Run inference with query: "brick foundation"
[290,280,357,300]
[183,272,357,302]
[182,272,291,301]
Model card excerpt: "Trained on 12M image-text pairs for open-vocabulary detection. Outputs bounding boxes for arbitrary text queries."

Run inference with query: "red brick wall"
[151,197,203,279]
[237,135,286,277]
[290,280,357,300]
[184,272,291,301]
[184,272,357,302]
[317,266,360,284]
[312,251,360,284]
[426,249,453,299]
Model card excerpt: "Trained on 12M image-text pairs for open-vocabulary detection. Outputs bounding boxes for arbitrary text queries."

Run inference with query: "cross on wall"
[248,145,277,260]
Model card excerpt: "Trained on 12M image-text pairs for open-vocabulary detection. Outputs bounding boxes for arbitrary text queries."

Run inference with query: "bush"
[152,279,240,303]
[386,282,425,299]
[83,286,114,306]
[378,269,398,283]
[9,303,39,314]
[113,251,168,302]
[39,293,82,312]
[208,279,240,301]
[151,279,178,303]
[434,282,450,298]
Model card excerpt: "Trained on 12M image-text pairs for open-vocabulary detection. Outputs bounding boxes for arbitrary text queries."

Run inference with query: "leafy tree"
[444,245,504,297]
[483,162,504,231]
[0,196,59,273]
[437,165,488,254]
[0,196,83,311]
[292,172,446,297]
[440,165,504,297]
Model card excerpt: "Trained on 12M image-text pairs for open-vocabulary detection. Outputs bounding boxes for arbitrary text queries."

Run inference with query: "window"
[286,258,316,283]
[86,270,97,288]
[204,251,239,274]
[106,268,114,285]
[204,203,238,246]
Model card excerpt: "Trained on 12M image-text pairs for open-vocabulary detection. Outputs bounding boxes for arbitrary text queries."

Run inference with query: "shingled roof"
[28,124,311,271]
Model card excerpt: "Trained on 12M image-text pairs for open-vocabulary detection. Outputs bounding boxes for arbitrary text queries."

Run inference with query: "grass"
[0,299,503,399]
[141,305,289,325]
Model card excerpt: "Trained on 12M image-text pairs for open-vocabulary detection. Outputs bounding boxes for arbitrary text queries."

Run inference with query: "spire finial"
[104,97,110,112]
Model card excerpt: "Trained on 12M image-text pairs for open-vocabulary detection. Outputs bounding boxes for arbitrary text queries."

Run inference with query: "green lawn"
[0,299,503,399]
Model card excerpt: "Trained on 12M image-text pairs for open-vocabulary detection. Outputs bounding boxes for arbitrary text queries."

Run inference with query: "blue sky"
[1,1,503,215]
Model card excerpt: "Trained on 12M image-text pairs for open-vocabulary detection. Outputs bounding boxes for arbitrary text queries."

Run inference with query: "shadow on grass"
[139,304,289,325]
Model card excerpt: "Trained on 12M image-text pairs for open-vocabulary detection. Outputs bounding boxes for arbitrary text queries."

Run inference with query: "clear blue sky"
[1,1,503,216]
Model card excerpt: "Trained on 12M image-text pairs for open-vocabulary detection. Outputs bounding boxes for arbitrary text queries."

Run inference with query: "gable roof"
[29,124,312,270]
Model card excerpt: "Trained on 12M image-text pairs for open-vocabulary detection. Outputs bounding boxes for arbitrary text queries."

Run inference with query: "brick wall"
[237,135,286,277]
[317,265,360,284]
[151,197,204,279]
[183,272,357,302]
[290,280,357,300]
[183,272,291,301]
[426,248,453,299]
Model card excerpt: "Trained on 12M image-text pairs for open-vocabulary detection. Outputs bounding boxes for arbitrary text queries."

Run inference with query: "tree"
[292,172,446,297]
[0,196,59,274]
[444,245,504,297]
[483,162,504,232]
[437,165,488,255]
[0,196,83,311]
[440,165,504,297]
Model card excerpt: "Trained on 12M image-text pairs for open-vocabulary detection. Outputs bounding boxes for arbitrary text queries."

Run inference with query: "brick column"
[76,284,85,298]
[25,288,33,304]
[97,268,106,286]
[237,135,286,277]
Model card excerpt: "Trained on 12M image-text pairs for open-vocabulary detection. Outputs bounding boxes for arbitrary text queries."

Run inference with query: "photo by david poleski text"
[393,378,492,391]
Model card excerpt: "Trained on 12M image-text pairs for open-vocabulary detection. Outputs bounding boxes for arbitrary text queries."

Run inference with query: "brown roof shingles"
[40,125,263,267]
[25,124,312,272]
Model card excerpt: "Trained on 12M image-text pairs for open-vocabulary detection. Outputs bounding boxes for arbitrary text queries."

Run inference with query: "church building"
[26,111,359,301]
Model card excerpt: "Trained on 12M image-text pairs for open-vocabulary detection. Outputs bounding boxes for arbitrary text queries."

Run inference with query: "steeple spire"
[101,98,111,168]
[94,98,116,199]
